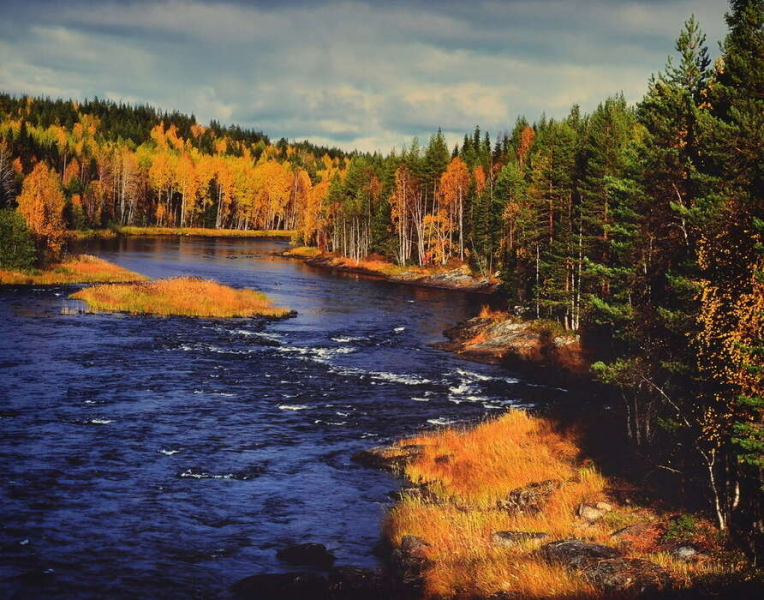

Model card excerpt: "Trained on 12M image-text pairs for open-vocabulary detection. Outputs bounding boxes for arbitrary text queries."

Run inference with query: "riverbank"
[0,254,147,285]
[355,410,756,599]
[282,247,499,293]
[435,308,590,381]
[68,227,295,240]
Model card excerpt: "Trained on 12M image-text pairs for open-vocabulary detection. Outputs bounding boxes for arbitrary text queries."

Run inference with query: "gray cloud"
[0,0,728,152]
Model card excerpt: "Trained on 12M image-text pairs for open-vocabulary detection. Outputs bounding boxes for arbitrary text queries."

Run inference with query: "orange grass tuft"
[384,411,609,598]
[383,410,728,598]
[70,276,291,318]
[478,304,508,320]
[0,254,147,285]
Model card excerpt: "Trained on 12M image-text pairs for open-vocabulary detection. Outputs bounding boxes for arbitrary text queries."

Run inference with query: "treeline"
[0,93,350,232]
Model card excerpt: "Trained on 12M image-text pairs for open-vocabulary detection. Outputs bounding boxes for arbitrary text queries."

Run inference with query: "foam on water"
[427,417,458,426]
[278,404,309,411]
[331,336,367,343]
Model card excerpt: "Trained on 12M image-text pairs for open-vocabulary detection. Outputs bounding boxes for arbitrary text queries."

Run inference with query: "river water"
[0,237,568,598]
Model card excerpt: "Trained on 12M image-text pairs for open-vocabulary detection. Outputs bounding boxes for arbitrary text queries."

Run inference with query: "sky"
[0,0,729,153]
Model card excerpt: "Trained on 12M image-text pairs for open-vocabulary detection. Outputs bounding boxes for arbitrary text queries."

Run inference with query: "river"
[0,236,569,598]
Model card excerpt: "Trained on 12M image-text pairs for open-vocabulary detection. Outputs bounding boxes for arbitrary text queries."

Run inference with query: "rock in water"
[490,531,549,547]
[351,445,423,471]
[497,479,562,514]
[390,535,433,589]
[327,566,391,599]
[582,558,672,593]
[537,538,622,570]
[276,543,336,570]
[231,572,328,600]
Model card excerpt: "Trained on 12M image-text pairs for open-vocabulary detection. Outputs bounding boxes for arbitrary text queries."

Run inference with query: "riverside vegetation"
[0,253,146,285]
[376,410,759,599]
[70,276,291,318]
[69,226,294,240]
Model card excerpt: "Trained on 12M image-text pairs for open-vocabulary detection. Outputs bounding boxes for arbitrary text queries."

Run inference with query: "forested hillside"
[0,1,761,559]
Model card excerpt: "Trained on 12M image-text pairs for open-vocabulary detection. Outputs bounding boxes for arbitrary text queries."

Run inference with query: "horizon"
[0,0,728,153]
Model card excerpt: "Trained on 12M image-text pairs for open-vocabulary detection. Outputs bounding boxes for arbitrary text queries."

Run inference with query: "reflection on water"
[0,236,566,598]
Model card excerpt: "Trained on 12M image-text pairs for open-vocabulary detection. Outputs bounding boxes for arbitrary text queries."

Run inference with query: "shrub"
[0,209,37,271]
[664,514,699,542]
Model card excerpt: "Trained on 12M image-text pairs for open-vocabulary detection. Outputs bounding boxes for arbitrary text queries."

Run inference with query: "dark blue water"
[0,237,568,598]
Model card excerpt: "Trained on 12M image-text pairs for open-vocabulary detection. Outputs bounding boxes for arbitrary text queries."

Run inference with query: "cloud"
[0,0,729,152]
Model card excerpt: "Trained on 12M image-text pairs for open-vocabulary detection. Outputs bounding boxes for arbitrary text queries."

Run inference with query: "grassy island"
[384,410,743,599]
[0,254,148,285]
[70,276,291,318]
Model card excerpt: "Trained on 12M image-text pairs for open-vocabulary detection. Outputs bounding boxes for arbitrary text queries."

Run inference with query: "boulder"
[537,538,622,570]
[497,479,561,515]
[577,503,606,524]
[490,531,549,548]
[671,545,699,562]
[231,572,328,600]
[351,445,423,471]
[596,501,613,513]
[327,566,391,599]
[582,558,672,593]
[390,535,433,588]
[276,543,336,570]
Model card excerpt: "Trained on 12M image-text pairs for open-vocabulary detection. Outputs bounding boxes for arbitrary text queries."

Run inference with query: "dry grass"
[118,226,293,238]
[383,410,729,599]
[334,256,416,277]
[66,229,119,241]
[70,276,291,318]
[0,254,147,285]
[285,246,488,281]
[284,245,324,258]
[479,304,509,320]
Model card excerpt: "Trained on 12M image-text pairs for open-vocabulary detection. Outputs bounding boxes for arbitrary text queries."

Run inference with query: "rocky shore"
[434,313,590,381]
[229,422,744,600]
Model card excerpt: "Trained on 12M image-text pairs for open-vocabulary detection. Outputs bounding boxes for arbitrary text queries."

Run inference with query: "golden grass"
[383,410,727,599]
[479,304,509,320]
[118,226,294,238]
[66,229,119,241]
[286,245,476,279]
[284,245,324,258]
[334,256,416,277]
[70,276,292,318]
[0,254,148,285]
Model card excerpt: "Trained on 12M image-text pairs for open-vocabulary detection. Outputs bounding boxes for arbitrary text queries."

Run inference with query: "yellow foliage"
[16,162,66,257]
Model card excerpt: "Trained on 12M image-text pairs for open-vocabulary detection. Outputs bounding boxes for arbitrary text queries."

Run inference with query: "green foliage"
[0,209,37,271]
[664,514,699,541]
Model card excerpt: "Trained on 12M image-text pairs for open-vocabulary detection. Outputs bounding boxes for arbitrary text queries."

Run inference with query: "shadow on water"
[0,236,570,598]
